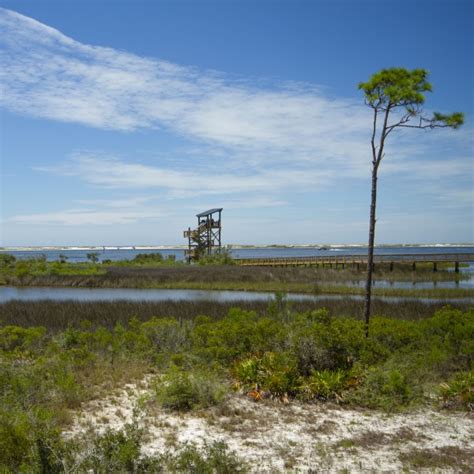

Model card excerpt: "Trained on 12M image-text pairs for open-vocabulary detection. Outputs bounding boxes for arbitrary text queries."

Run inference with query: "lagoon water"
[326,273,474,290]
[0,286,472,305]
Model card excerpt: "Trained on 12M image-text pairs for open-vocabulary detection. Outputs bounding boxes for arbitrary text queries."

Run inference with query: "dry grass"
[399,445,474,471]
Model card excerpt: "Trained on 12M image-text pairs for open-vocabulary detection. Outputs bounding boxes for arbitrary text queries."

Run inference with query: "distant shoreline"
[1,243,473,252]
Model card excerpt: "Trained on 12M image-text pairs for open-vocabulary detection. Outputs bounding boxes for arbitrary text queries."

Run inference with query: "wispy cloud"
[1,7,471,236]
[8,207,165,226]
[37,153,334,198]
[1,7,469,175]
[0,6,379,176]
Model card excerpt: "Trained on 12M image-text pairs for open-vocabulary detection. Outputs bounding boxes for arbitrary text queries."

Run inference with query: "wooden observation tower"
[184,208,223,262]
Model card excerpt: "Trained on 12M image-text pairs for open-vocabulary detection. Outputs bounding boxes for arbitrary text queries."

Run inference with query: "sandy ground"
[64,378,473,472]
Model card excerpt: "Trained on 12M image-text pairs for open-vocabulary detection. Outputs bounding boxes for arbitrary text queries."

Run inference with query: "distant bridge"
[234,253,473,272]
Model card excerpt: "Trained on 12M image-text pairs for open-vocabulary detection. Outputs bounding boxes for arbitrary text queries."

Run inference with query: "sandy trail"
[64,378,473,472]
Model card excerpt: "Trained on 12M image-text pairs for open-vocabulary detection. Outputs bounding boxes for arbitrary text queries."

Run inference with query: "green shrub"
[167,441,246,473]
[87,423,144,472]
[198,247,235,266]
[0,325,46,356]
[348,366,419,411]
[14,260,30,279]
[439,370,473,410]
[302,369,348,401]
[0,408,33,470]
[192,308,285,364]
[81,427,245,473]
[141,317,190,355]
[0,407,68,473]
[133,252,164,264]
[289,313,364,374]
[234,352,300,396]
[155,367,227,411]
[53,367,83,408]
[129,252,177,265]
[86,252,100,264]
[0,253,16,269]
[423,307,474,369]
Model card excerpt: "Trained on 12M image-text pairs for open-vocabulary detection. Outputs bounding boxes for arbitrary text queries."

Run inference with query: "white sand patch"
[64,378,474,472]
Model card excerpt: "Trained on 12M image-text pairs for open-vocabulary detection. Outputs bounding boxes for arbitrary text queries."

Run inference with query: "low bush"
[439,370,473,410]
[346,366,420,411]
[131,252,177,265]
[198,247,235,266]
[155,367,227,411]
[192,308,286,364]
[234,352,300,396]
[0,253,16,269]
[86,423,144,472]
[303,369,348,401]
[166,441,246,473]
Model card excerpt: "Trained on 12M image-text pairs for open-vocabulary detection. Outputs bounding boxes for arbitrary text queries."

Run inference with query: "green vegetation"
[155,367,227,411]
[115,252,179,266]
[86,252,100,264]
[0,253,106,278]
[0,252,184,281]
[0,297,472,470]
[0,253,472,468]
[198,247,235,265]
[439,370,473,409]
[75,425,246,472]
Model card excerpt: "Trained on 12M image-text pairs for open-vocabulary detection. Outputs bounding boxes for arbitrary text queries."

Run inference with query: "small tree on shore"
[86,252,100,264]
[359,68,463,337]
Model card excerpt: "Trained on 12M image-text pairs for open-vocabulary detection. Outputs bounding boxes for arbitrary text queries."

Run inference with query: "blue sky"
[0,0,472,246]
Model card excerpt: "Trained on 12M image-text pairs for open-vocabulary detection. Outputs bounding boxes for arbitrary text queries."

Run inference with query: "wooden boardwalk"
[235,253,473,272]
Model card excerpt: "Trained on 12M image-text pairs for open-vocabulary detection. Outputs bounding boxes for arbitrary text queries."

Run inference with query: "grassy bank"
[4,272,474,298]
[1,253,469,282]
[1,253,472,298]
[0,300,472,471]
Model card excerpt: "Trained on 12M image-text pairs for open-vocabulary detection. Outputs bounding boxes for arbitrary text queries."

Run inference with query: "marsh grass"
[60,262,474,282]
[1,298,470,332]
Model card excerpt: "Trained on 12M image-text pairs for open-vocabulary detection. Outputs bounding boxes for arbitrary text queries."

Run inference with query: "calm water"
[2,245,473,263]
[0,286,472,304]
[328,270,474,290]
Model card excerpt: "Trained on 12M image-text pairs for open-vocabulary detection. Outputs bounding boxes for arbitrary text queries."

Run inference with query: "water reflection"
[330,277,472,290]
[0,286,472,304]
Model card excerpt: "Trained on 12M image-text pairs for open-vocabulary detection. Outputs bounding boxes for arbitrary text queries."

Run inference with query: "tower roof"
[196,208,223,218]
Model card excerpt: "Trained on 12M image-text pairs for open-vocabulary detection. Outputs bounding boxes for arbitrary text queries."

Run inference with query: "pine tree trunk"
[363,162,378,337]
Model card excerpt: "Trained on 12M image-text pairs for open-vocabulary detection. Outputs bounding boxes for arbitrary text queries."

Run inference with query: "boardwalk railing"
[234,253,473,272]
